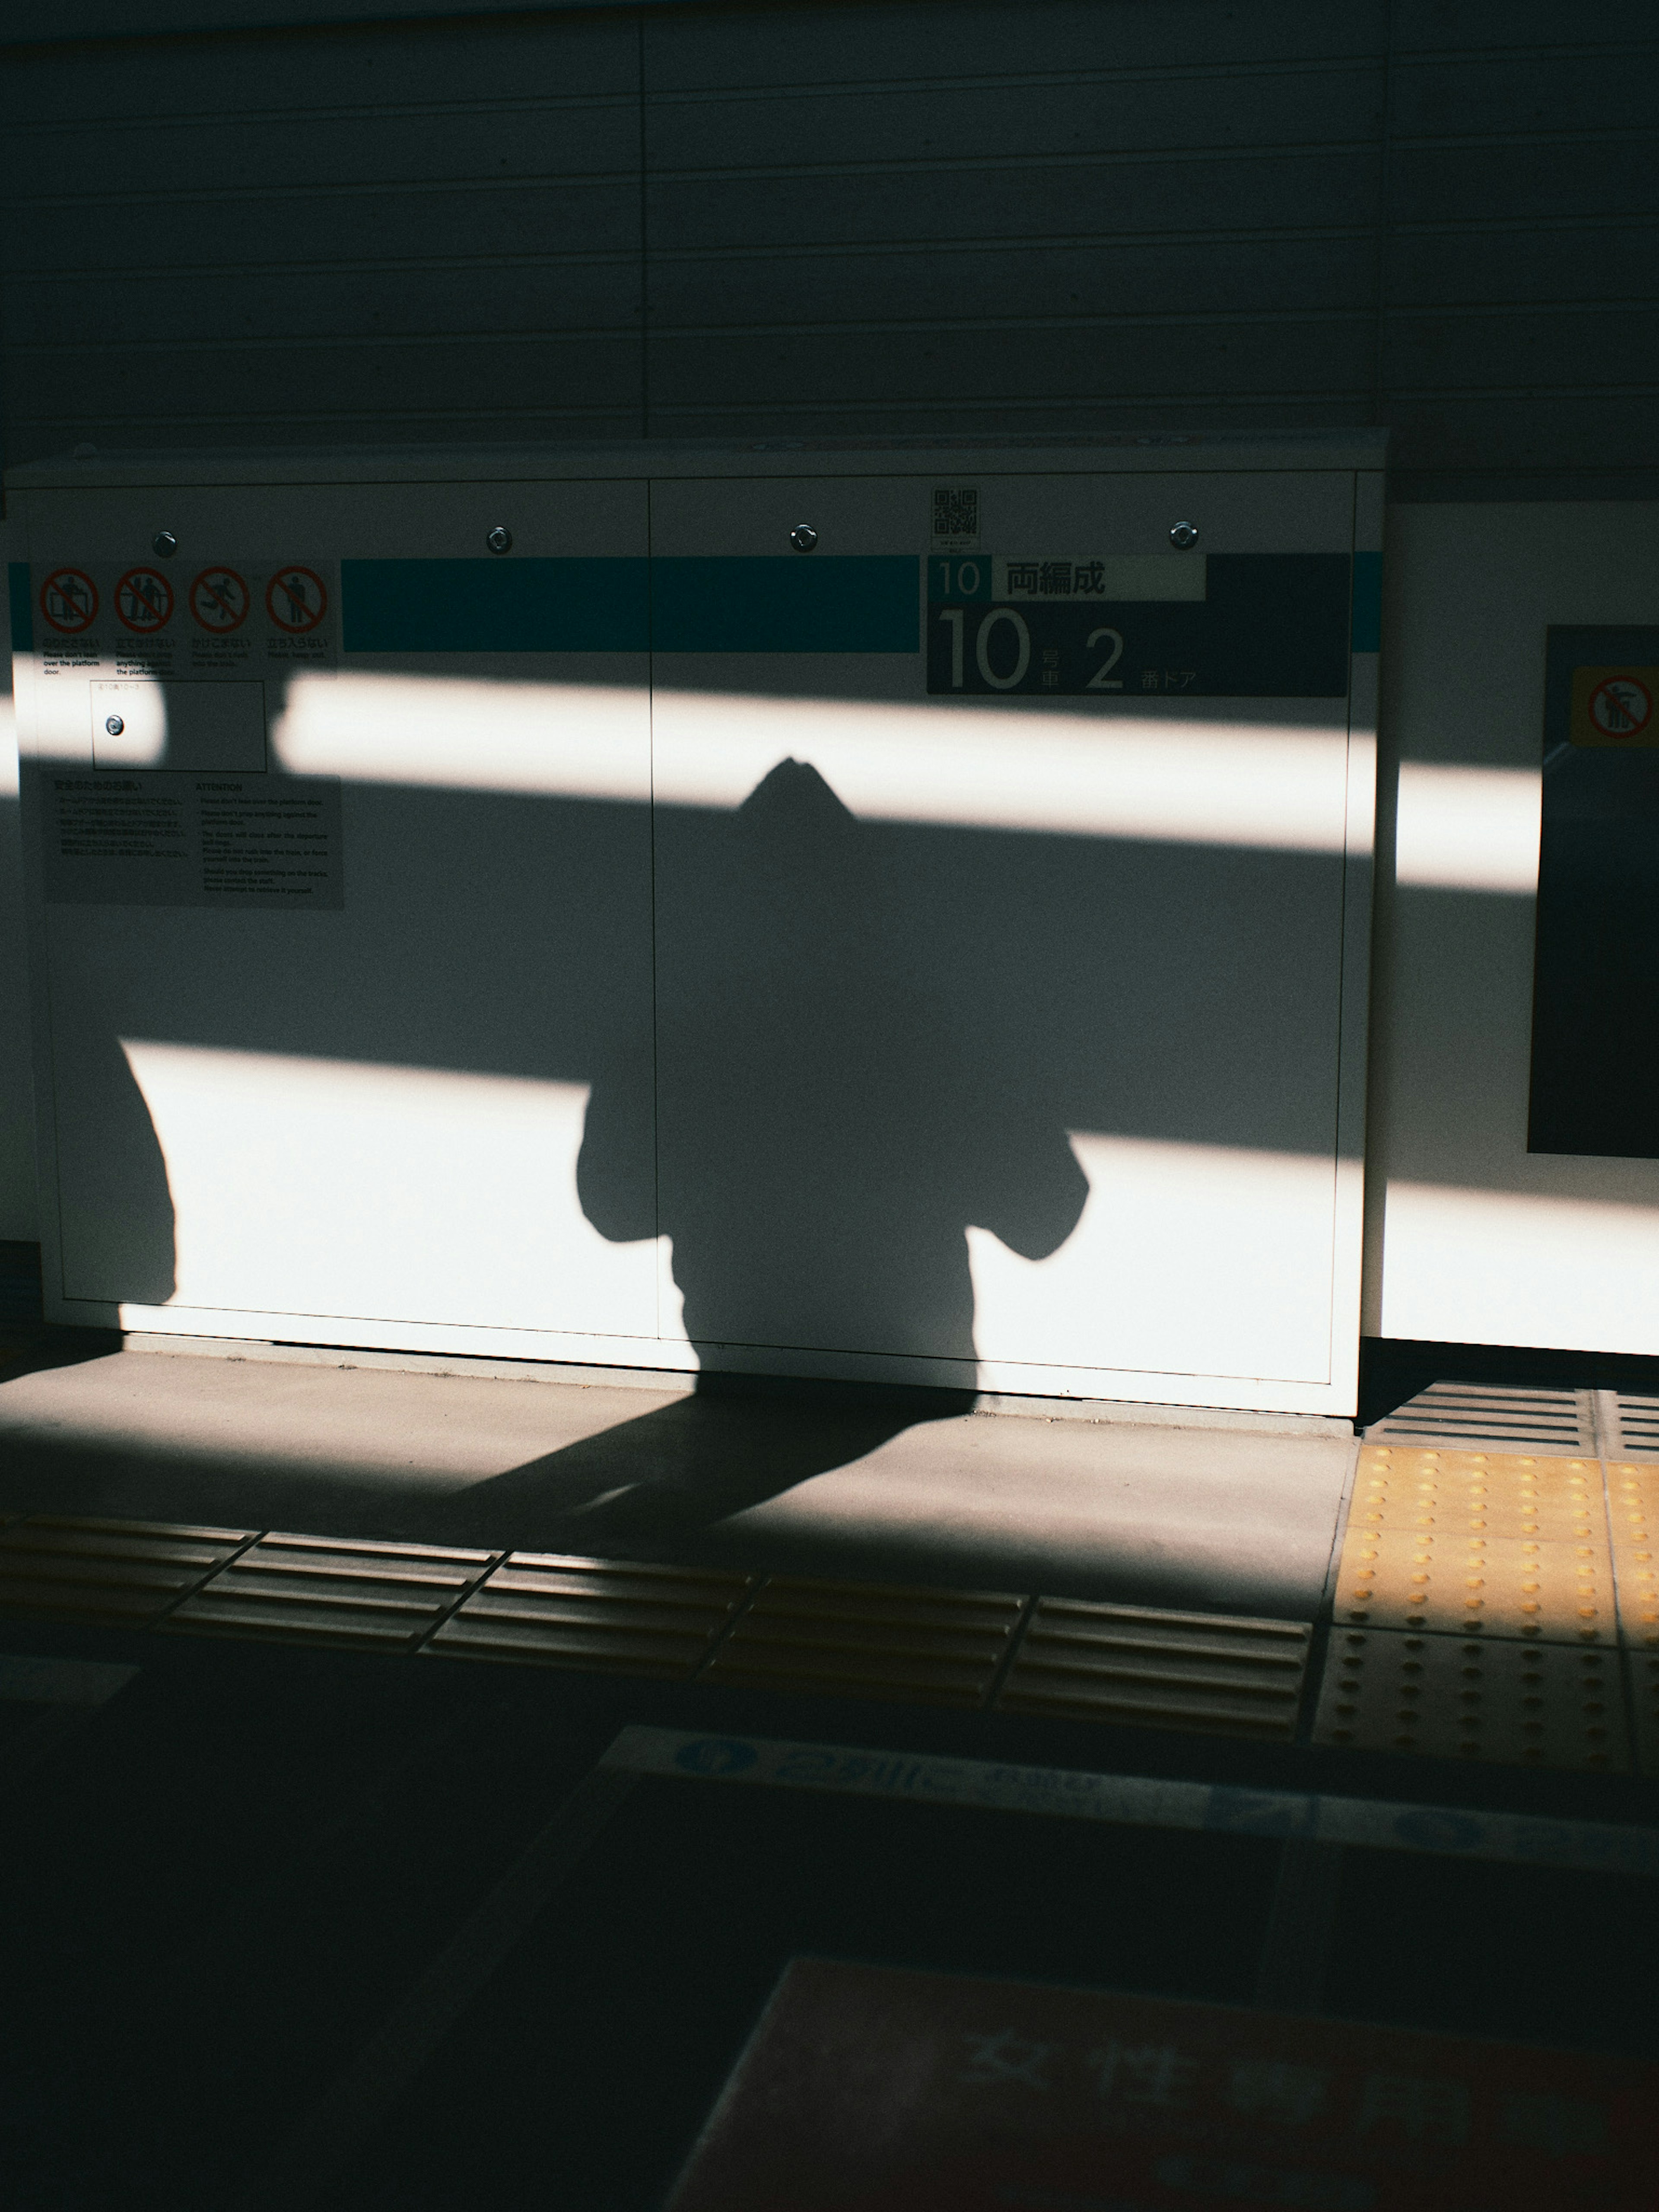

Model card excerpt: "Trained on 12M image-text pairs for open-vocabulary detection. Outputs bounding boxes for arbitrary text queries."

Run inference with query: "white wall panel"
[1366,501,1659,1351]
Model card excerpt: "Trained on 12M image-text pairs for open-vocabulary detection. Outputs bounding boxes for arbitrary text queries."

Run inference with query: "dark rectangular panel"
[925,555,1354,698]
[1529,625,1659,1156]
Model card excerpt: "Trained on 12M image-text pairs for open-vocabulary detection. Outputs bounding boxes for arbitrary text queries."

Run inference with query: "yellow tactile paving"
[1607,1462,1659,1535]
[1607,1464,1659,1649]
[1612,1548,1659,1649]
[1313,1628,1628,1770]
[1334,1529,1614,1641]
[1351,1447,1607,1540]
[1338,1448,1616,1643]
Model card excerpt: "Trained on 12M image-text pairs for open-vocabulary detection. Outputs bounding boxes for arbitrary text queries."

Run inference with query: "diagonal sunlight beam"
[272,672,1354,853]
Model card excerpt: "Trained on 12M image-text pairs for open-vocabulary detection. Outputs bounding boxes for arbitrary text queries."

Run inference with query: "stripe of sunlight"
[1393,762,1541,893]
[271,671,1355,853]
[112,1042,1350,1391]
[1379,1181,1659,1357]
[114,1045,651,1338]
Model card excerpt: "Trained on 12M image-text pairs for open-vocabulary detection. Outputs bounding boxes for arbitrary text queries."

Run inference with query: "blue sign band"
[651,556,919,654]
[342,557,649,654]
[341,555,920,655]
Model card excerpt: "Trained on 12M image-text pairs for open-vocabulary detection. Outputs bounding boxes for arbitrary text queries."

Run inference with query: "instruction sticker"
[29,559,338,680]
[42,772,343,911]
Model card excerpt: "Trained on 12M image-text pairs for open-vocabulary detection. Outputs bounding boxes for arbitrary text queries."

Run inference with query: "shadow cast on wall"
[493,755,1091,1546]
[580,757,1089,1368]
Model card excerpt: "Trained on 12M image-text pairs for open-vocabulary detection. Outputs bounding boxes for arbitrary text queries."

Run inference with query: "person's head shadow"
[428,756,1089,1558]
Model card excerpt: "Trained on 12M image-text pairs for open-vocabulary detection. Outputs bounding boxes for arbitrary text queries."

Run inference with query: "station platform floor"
[0,1331,1354,1616]
[1,1328,1656,2207]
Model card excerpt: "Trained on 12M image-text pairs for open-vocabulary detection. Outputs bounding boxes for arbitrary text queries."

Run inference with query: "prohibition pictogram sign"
[39,568,99,634]
[266,565,327,634]
[115,567,175,633]
[190,566,251,633]
[1589,676,1653,740]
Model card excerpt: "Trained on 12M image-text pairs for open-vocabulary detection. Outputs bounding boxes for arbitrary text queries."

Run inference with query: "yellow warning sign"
[1570,664,1659,746]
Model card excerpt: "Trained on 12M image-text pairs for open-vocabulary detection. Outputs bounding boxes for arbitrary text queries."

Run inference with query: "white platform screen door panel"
[25,477,660,1352]
[14,439,1376,1412]
[648,467,1362,1405]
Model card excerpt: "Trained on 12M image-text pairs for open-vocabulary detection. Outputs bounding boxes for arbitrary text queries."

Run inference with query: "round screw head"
[152,530,178,558]
[487,525,513,555]
[1169,520,1199,550]
[789,524,818,551]
[105,715,124,736]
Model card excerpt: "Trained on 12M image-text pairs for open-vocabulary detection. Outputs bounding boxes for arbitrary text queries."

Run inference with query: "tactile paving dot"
[1313,1628,1629,1770]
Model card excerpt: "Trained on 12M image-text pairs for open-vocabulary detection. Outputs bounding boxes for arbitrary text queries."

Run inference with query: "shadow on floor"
[1358,1335,1659,1430]
[412,1372,976,1558]
[0,1324,125,1385]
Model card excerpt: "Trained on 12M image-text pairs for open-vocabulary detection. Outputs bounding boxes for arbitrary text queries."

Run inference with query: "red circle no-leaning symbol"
[190,567,251,632]
[266,566,327,634]
[39,568,99,633]
[115,567,175,632]
[1589,677,1653,740]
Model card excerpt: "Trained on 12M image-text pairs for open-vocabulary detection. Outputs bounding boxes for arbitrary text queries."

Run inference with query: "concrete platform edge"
[117,1332,1356,1438]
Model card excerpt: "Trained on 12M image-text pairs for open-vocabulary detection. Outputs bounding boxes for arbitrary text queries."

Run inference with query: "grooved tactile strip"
[1313,1628,1629,1770]
[993,1598,1308,1740]
[699,1578,1023,1707]
[1337,1449,1612,1643]
[0,1516,255,1625]
[162,1533,496,1651]
[1364,1383,1594,1452]
[1608,1396,1659,1462]
[426,1552,755,1676]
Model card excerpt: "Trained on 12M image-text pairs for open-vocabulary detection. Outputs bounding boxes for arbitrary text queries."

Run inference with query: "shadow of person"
[438,757,1087,1559]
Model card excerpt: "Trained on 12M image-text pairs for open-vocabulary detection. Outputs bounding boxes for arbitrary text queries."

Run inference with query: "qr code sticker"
[932,486,980,548]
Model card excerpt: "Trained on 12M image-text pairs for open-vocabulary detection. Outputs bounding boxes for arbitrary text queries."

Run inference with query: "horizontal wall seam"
[9,167,642,213]
[2,91,640,139]
[7,136,1392,214]
[24,385,1632,433]
[11,325,645,360]
[4,251,639,284]
[639,56,1386,107]
[17,295,1653,363]
[646,383,1657,416]
[649,392,1378,417]
[1,232,1376,286]
[2,55,1388,139]
[1393,212,1659,238]
[23,119,1638,214]
[636,38,1655,108]
[9,216,1652,289]
[10,404,636,432]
